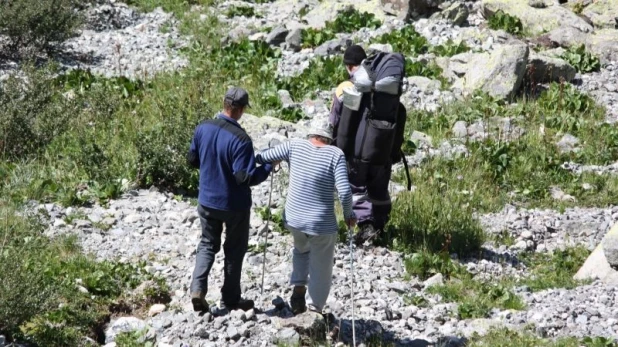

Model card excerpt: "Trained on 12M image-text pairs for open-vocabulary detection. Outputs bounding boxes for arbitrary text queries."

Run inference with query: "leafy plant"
[327,7,381,33]
[428,39,470,57]
[373,25,429,56]
[225,5,259,18]
[404,249,461,280]
[560,44,600,73]
[487,10,524,36]
[277,55,348,101]
[301,27,336,48]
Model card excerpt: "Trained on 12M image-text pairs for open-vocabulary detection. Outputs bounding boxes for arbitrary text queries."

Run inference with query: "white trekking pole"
[348,225,356,346]
[261,138,280,295]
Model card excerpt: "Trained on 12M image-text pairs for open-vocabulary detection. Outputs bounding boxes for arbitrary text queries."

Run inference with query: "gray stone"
[438,2,469,26]
[452,43,529,100]
[408,76,441,94]
[411,130,433,147]
[423,273,444,288]
[272,311,326,337]
[527,52,576,83]
[274,328,300,345]
[227,326,241,340]
[231,309,247,322]
[602,225,618,267]
[267,26,289,46]
[380,0,446,19]
[245,309,256,321]
[452,121,468,138]
[557,134,580,153]
[194,327,209,339]
[481,0,593,36]
[581,0,618,29]
[105,317,149,344]
[368,43,393,54]
[148,304,166,317]
[314,38,351,56]
[547,26,588,48]
[285,28,303,52]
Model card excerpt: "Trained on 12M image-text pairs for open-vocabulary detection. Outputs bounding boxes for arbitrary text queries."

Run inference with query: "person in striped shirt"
[255,116,356,314]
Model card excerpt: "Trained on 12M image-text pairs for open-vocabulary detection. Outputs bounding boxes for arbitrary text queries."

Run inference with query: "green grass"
[520,246,591,291]
[300,7,381,48]
[470,327,617,347]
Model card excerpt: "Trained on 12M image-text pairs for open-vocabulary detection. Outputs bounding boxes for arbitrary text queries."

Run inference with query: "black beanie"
[343,45,366,66]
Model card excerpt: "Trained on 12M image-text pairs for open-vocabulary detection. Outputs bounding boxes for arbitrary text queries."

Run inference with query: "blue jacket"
[187,114,272,211]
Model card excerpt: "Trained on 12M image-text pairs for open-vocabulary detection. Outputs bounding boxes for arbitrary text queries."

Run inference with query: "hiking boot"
[290,286,307,315]
[191,292,209,312]
[354,223,380,246]
[221,298,255,311]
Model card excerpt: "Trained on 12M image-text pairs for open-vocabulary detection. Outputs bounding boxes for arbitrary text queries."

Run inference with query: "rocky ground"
[4,0,618,345]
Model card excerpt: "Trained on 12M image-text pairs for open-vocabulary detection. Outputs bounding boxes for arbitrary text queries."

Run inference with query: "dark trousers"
[190,204,250,305]
[348,161,392,230]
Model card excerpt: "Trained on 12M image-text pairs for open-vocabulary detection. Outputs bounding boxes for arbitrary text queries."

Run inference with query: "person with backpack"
[255,116,356,315]
[329,45,409,246]
[187,87,275,313]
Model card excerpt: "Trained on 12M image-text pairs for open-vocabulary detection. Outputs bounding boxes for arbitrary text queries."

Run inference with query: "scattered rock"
[105,317,149,344]
[434,2,469,26]
[424,273,444,288]
[408,76,442,94]
[267,26,289,46]
[285,28,303,52]
[148,304,166,317]
[557,133,580,153]
[602,223,618,267]
[274,327,300,345]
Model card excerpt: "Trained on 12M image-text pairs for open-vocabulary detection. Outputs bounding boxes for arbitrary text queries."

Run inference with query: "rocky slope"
[4,0,618,345]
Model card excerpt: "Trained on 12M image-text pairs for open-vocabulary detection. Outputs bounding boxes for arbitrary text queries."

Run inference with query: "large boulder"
[581,0,618,29]
[451,43,529,100]
[546,26,589,48]
[481,0,594,36]
[527,52,576,83]
[574,222,618,285]
[586,29,618,65]
[380,0,445,19]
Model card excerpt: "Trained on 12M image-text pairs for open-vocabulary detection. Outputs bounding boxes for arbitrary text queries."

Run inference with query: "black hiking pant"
[190,204,250,305]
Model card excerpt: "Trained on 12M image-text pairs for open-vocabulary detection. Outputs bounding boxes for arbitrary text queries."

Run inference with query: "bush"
[0,0,83,58]
[278,55,348,102]
[0,65,77,160]
[388,184,486,257]
[300,8,381,48]
[373,25,429,56]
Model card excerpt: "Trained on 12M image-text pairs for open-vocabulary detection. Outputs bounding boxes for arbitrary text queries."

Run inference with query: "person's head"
[307,117,334,145]
[343,45,367,76]
[223,87,251,120]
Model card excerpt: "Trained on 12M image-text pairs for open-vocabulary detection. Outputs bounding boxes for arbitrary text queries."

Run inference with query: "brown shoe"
[191,291,209,312]
[290,286,307,315]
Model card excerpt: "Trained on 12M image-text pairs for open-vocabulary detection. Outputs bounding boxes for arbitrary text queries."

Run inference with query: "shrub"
[404,249,461,280]
[388,184,486,257]
[0,65,77,160]
[487,10,524,36]
[0,0,83,58]
[560,44,601,73]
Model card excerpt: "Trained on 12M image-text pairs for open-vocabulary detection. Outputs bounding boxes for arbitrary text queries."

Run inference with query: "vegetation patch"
[301,8,382,48]
[470,327,617,347]
[487,10,524,36]
[393,83,618,213]
[426,271,524,319]
[277,55,348,102]
[560,44,601,73]
[0,204,169,345]
[520,246,591,291]
[428,39,470,57]
[226,5,259,18]
[373,25,429,57]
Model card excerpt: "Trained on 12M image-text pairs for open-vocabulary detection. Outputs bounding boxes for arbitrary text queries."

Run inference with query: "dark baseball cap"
[224,87,251,108]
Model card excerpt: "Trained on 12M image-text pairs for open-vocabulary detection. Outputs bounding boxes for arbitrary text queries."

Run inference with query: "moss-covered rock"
[481,0,593,36]
[582,0,618,29]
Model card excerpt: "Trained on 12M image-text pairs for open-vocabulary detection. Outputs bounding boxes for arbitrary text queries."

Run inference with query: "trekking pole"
[261,139,281,295]
[348,225,356,346]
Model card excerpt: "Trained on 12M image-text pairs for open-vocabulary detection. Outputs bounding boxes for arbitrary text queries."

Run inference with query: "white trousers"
[287,225,337,312]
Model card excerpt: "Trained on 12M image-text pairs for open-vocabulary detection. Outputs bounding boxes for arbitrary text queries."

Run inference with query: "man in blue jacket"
[187,87,273,312]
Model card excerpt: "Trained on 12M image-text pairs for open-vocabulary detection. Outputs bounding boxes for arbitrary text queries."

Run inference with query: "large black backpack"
[354,52,406,166]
